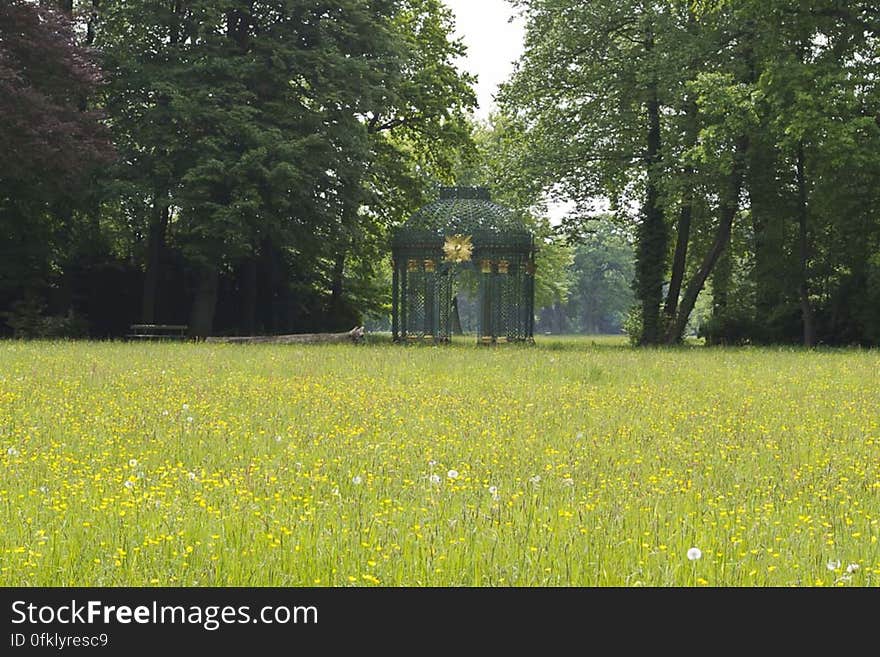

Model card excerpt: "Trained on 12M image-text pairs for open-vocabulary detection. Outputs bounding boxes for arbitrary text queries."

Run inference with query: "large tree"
[0,0,112,328]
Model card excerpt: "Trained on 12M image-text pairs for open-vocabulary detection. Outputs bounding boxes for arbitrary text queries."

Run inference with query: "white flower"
[124,480,135,490]
[352,475,363,485]
[576,432,584,440]
[186,416,193,423]
[187,472,197,481]
[846,563,859,573]
[687,547,702,561]
[529,475,541,484]
[182,403,189,410]
[275,435,282,443]
[162,410,169,416]
[128,458,138,468]
[39,485,48,494]
[447,469,459,480]
[429,474,441,485]
[488,485,498,495]
[428,460,437,468]
[562,478,574,487]
[826,559,841,571]
[7,447,19,457]
[331,487,340,496]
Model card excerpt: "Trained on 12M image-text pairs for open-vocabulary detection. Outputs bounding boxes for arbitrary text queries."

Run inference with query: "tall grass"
[1,338,878,585]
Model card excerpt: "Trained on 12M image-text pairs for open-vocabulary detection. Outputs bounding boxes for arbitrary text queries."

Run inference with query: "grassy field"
[1,337,878,586]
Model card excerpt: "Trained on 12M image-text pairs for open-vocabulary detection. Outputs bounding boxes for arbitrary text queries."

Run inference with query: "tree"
[566,219,636,334]
[0,0,112,330]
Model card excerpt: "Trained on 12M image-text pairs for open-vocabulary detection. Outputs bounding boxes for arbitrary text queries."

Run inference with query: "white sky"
[440,1,574,222]
[442,0,525,119]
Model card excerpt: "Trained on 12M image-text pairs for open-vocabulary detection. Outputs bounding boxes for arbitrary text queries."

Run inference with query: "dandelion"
[428,460,437,468]
[687,547,702,561]
[39,486,48,494]
[429,474,441,485]
[331,487,340,496]
[846,563,859,573]
[187,472,197,481]
[186,416,193,423]
[352,475,363,485]
[826,559,841,571]
[7,447,19,457]
[274,435,282,443]
[447,469,459,480]
[182,403,189,410]
[488,485,498,495]
[529,474,541,484]
[562,478,574,487]
[128,458,138,468]
[124,480,134,490]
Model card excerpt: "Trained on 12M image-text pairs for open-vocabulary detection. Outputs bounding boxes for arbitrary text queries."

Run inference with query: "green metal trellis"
[391,186,536,344]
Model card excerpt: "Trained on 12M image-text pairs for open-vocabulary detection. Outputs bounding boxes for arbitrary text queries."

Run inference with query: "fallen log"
[205,326,365,345]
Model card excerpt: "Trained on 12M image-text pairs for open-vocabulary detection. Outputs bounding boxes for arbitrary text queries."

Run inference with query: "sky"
[441,0,525,119]
[439,1,574,222]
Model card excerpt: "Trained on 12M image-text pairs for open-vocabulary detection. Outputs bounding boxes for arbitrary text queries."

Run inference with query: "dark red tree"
[0,0,112,196]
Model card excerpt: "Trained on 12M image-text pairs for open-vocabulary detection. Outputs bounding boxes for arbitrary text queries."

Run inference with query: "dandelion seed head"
[128,458,138,468]
[429,474,441,484]
[352,475,363,485]
[447,469,459,480]
[827,559,841,571]
[687,547,702,561]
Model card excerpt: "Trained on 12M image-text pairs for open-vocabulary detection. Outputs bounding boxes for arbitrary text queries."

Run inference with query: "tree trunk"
[665,138,748,344]
[189,266,219,338]
[206,326,365,345]
[240,256,258,336]
[664,100,697,320]
[329,250,345,319]
[665,198,692,320]
[451,295,463,335]
[795,142,816,347]
[712,248,731,319]
[141,201,169,323]
[86,0,100,46]
[635,23,667,344]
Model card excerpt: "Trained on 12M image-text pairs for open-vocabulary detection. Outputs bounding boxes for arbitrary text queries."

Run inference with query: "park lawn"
[0,337,878,586]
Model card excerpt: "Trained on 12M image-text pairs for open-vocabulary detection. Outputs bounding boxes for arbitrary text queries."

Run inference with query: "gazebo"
[391,186,536,344]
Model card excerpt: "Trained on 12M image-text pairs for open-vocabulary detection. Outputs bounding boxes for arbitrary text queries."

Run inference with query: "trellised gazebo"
[391,186,535,344]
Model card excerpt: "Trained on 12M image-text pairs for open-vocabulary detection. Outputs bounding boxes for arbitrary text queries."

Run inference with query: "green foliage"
[503,0,880,346]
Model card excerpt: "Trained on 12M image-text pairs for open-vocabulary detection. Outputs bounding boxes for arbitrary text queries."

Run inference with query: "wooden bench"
[126,324,189,341]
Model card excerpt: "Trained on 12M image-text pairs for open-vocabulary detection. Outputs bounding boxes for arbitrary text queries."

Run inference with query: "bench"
[126,324,189,341]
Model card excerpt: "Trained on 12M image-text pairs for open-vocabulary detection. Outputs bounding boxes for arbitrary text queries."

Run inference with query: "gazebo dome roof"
[398,186,529,235]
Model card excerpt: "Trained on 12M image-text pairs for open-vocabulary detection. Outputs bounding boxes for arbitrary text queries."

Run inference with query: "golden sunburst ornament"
[443,234,473,263]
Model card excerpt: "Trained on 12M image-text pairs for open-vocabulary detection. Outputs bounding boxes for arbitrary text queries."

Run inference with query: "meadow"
[1,337,878,586]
